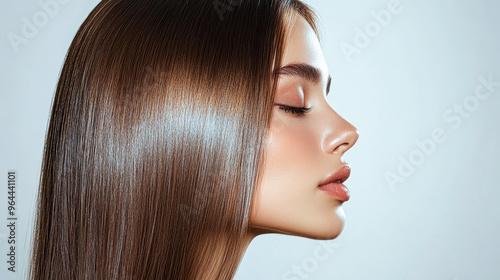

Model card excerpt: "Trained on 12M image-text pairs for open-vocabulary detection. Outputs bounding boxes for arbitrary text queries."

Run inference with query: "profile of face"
[250,14,359,240]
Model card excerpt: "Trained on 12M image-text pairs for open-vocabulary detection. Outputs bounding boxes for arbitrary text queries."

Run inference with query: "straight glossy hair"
[29,0,318,279]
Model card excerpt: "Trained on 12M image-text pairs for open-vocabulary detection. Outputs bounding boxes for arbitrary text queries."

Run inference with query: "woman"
[29,0,358,279]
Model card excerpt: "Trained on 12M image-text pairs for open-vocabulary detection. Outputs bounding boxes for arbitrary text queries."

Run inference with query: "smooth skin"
[249,13,359,240]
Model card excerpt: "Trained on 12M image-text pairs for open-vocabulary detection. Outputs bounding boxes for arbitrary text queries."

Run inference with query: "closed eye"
[277,105,312,116]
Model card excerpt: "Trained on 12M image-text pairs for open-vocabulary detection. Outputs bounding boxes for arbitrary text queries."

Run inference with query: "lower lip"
[318,183,350,202]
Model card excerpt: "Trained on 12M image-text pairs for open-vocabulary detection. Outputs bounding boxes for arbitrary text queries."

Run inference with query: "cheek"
[250,113,346,239]
[250,115,320,225]
[265,116,319,177]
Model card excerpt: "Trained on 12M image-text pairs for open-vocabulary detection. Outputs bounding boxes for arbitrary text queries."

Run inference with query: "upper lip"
[319,165,351,186]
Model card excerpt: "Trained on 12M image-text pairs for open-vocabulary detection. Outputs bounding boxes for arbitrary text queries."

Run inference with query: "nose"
[321,111,359,157]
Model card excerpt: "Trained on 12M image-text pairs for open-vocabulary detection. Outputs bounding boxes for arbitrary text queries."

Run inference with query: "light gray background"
[1,1,499,279]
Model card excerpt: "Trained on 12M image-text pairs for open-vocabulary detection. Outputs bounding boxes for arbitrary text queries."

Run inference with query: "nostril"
[333,142,349,154]
[321,122,359,155]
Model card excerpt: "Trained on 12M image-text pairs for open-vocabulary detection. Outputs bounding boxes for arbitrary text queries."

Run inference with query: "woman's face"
[249,15,359,239]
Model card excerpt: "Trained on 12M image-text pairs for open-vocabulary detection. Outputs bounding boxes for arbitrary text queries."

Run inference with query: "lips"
[318,165,351,202]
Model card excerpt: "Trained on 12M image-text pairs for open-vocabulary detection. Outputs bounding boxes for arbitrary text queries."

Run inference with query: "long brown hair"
[29,0,318,279]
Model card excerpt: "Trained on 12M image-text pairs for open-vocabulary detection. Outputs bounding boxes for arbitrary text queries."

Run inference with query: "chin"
[250,206,347,240]
[305,206,346,240]
[284,224,344,240]
[314,224,344,240]
[313,222,345,240]
[281,210,346,240]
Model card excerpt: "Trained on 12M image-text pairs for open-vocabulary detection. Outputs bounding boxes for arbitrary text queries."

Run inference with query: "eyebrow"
[273,63,332,95]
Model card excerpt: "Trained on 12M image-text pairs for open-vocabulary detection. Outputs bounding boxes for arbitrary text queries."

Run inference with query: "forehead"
[281,14,328,76]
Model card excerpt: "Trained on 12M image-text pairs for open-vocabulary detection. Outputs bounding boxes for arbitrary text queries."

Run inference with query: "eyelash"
[277,105,312,116]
